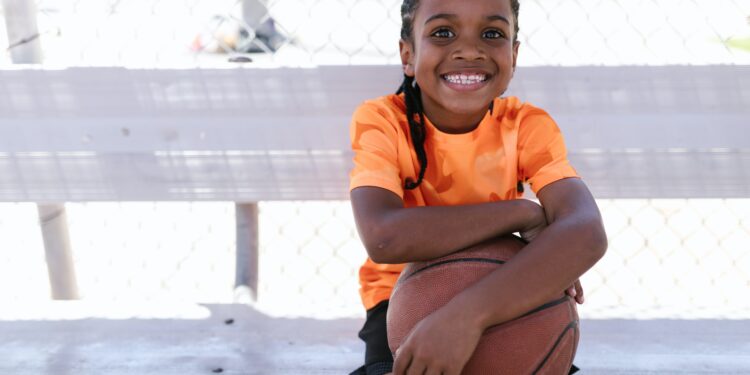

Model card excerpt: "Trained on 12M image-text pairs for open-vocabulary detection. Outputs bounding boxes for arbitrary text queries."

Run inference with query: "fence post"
[38,205,79,299]
[235,203,259,303]
[2,0,43,63]
[3,0,79,300]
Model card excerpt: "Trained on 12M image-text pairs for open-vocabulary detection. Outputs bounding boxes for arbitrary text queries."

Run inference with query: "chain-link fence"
[0,0,748,320]
[0,202,237,304]
[585,199,750,319]
[1,199,748,319]
[1,0,748,67]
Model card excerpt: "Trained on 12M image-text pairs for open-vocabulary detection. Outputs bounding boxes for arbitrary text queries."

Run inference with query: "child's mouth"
[441,73,489,91]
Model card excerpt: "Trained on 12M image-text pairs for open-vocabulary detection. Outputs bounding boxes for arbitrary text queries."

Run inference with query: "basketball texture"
[387,235,579,375]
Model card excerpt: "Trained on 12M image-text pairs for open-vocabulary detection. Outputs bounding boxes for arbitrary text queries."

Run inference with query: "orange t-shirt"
[349,94,579,310]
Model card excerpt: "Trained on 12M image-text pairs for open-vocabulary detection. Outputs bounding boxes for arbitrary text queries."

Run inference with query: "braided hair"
[397,0,520,190]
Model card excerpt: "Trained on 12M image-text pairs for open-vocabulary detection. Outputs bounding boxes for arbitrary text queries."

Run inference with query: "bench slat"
[0,66,746,200]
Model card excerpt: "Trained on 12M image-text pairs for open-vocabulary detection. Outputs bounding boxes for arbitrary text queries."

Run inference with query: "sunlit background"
[0,0,749,321]
[2,0,749,67]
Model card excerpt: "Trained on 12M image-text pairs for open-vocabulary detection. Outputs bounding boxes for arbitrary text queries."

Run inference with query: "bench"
[0,65,748,374]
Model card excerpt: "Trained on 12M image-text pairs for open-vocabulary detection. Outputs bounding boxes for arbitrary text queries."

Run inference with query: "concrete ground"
[1,304,749,375]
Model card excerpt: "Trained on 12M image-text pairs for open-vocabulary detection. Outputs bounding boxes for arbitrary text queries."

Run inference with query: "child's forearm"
[447,179,607,330]
[450,213,606,330]
[360,198,543,264]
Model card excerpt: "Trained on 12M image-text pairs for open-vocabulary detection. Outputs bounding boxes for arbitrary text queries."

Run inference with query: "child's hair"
[397,0,521,190]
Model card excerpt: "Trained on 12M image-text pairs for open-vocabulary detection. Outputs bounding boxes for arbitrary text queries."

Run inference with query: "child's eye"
[431,28,455,38]
[483,29,505,39]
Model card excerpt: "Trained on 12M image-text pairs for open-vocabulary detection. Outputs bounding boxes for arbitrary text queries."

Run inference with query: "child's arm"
[460,177,606,325]
[350,186,547,264]
[391,177,606,375]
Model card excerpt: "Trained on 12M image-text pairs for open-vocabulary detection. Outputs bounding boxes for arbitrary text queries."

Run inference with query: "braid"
[398,0,426,189]
[397,75,428,190]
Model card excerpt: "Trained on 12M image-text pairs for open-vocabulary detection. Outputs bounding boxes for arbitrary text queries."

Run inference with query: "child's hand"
[520,200,548,243]
[566,279,585,304]
[392,304,482,375]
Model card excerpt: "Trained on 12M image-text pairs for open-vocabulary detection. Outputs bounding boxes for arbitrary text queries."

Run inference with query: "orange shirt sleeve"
[349,101,408,309]
[517,107,579,194]
[349,101,405,198]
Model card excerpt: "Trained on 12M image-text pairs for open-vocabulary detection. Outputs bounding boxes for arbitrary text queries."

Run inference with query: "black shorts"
[349,300,579,375]
[349,300,393,375]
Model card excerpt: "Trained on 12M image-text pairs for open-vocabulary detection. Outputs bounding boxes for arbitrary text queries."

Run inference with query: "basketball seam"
[531,320,579,375]
[519,296,570,320]
[568,300,580,373]
[404,258,505,280]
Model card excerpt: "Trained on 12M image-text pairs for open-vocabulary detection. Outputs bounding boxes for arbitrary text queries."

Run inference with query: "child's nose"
[451,38,486,61]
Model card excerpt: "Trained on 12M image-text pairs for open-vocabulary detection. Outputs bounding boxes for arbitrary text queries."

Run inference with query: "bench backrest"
[0,65,747,201]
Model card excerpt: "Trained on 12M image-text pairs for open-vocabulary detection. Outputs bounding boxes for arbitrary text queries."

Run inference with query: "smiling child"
[348,0,607,374]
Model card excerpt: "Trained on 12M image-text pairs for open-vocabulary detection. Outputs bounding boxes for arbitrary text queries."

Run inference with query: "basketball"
[387,235,579,374]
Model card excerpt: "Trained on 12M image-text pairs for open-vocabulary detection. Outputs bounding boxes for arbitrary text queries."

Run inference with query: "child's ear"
[399,40,415,77]
[511,40,520,74]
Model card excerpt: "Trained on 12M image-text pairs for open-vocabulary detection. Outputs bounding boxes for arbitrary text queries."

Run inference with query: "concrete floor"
[1,304,749,375]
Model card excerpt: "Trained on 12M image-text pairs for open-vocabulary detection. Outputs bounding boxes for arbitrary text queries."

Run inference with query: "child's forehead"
[414,0,513,21]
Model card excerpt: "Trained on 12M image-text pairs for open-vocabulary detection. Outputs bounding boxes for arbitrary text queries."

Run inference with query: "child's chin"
[446,98,493,115]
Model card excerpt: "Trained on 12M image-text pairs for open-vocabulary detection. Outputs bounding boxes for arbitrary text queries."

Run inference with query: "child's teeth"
[444,74,486,84]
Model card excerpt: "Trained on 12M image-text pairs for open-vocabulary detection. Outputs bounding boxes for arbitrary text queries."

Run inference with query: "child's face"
[400,0,519,129]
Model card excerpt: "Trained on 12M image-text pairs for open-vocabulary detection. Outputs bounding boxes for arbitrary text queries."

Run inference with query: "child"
[348,0,607,374]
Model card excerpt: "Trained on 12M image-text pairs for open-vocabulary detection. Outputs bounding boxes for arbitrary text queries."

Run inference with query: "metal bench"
[1,65,748,374]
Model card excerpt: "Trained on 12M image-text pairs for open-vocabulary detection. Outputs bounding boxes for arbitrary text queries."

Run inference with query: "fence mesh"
[0,199,748,319]
[0,0,748,320]
[0,0,748,67]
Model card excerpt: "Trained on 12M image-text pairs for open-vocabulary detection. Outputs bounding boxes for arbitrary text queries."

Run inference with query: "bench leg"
[234,202,259,303]
[38,204,79,300]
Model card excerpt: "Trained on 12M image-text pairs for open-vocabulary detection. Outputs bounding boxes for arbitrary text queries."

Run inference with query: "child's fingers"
[565,285,576,297]
[575,280,585,304]
[565,280,585,304]
[392,347,412,375]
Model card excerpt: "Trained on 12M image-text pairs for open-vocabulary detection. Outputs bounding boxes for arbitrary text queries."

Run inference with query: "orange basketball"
[387,235,579,374]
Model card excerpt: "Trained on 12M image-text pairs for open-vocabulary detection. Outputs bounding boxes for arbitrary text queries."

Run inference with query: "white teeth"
[443,73,487,85]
